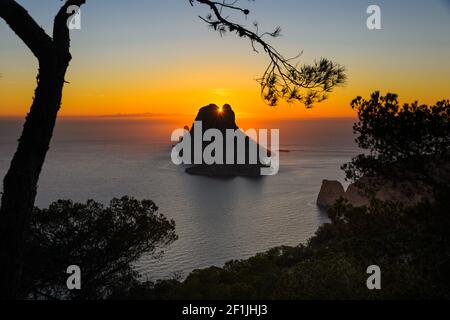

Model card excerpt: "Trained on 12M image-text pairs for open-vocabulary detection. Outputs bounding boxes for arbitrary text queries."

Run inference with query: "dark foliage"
[20,197,177,300]
[119,193,449,300]
[342,92,450,190]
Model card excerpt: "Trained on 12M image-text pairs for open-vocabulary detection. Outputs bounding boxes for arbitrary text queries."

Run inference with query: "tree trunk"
[0,0,84,299]
[0,54,70,299]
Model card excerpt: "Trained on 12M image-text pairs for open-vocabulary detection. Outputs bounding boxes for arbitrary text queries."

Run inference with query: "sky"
[0,0,449,120]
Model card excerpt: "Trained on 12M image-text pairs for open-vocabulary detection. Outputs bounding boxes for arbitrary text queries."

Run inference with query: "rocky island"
[317,177,433,209]
[179,104,270,177]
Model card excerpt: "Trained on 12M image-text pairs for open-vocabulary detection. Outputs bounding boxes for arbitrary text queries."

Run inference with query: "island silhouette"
[178,103,270,177]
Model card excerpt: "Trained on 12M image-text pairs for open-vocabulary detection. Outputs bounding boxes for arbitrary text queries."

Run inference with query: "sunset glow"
[1,0,449,121]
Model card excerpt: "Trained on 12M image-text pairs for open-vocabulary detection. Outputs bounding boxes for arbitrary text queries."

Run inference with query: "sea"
[0,117,359,281]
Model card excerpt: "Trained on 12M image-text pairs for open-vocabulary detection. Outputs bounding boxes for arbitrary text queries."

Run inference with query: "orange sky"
[2,47,448,121]
[1,1,449,121]
[1,54,447,121]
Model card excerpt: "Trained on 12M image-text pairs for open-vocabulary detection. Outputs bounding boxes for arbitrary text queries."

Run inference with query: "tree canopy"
[343,92,450,191]
[21,197,177,300]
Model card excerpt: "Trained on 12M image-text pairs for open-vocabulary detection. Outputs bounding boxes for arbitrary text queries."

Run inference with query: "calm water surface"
[0,117,358,280]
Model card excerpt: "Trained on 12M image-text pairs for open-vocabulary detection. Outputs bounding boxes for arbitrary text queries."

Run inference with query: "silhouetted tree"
[342,92,450,191]
[0,0,87,299]
[0,0,345,298]
[21,197,177,299]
